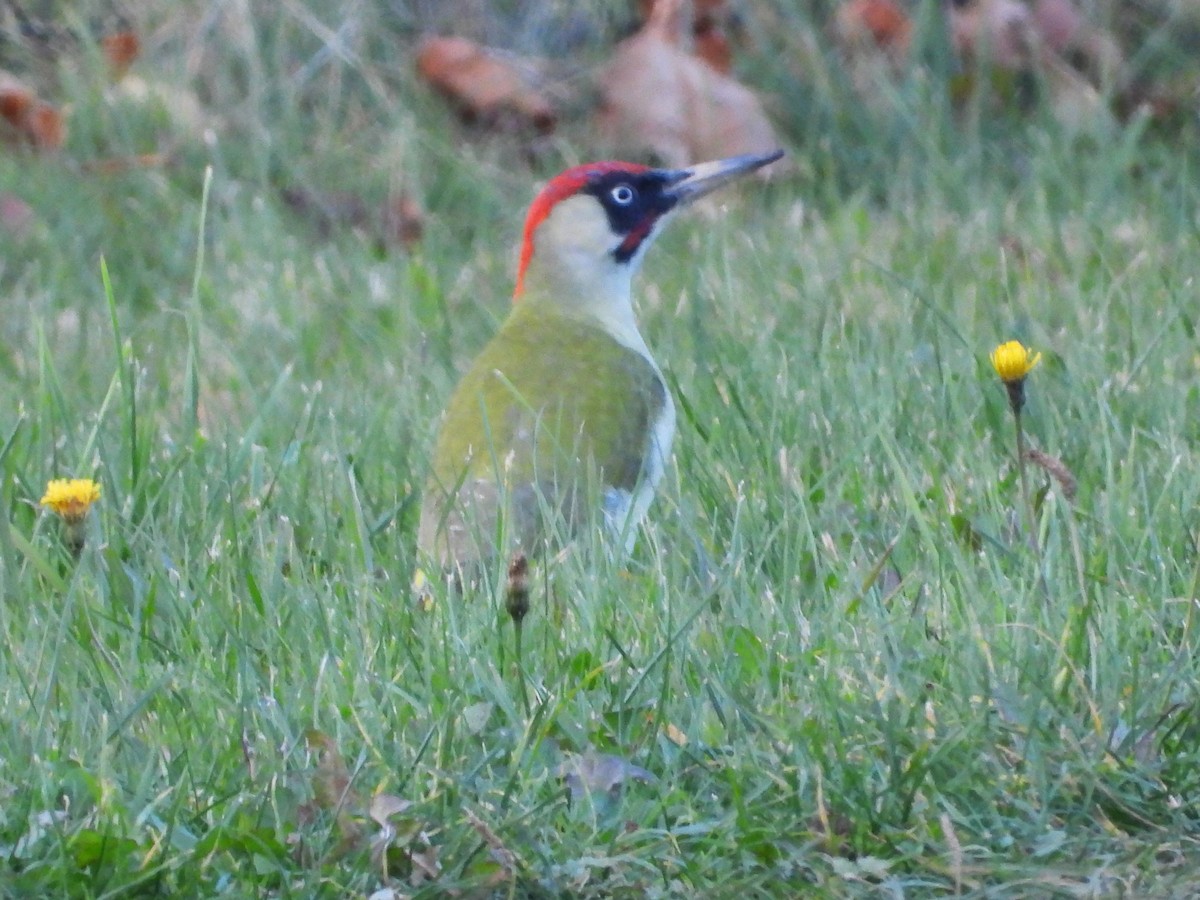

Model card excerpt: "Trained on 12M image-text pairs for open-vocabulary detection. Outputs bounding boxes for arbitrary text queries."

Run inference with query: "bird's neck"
[516,255,656,365]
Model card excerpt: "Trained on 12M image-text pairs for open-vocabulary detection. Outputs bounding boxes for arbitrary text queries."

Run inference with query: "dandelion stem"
[1062,508,1092,683]
[1014,410,1039,555]
[66,521,85,559]
[514,619,530,718]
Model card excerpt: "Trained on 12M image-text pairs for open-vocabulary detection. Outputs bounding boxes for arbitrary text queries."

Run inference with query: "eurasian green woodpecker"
[418,150,782,570]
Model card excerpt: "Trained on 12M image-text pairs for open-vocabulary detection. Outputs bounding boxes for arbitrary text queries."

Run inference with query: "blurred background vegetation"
[0,0,1194,346]
[2,0,1197,203]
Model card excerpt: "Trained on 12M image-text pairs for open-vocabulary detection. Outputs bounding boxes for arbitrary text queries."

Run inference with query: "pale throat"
[517,194,663,361]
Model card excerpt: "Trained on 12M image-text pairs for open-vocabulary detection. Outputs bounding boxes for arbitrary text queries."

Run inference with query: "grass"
[2,1,1200,896]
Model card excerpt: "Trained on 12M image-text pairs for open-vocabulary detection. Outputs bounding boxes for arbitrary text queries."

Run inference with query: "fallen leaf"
[25,101,65,150]
[693,19,733,74]
[102,31,140,78]
[303,729,363,848]
[947,0,1114,133]
[948,0,1039,71]
[0,73,35,128]
[369,793,413,827]
[409,843,441,887]
[833,0,912,63]
[463,807,517,880]
[306,730,357,810]
[461,701,494,736]
[1030,0,1123,84]
[664,722,689,746]
[0,72,65,151]
[415,36,556,133]
[367,792,417,880]
[558,750,656,800]
[1023,447,1077,501]
[638,0,736,72]
[597,0,781,169]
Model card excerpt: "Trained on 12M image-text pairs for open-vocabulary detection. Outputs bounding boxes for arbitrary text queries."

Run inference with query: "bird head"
[513,151,783,310]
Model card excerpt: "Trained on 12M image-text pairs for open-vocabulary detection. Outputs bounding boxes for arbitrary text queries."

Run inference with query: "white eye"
[610,184,635,205]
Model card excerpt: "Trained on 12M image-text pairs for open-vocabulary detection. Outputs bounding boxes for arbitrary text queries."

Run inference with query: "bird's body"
[418,303,673,563]
[418,151,781,571]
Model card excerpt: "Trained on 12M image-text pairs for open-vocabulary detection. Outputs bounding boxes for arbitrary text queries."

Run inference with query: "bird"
[418,150,783,573]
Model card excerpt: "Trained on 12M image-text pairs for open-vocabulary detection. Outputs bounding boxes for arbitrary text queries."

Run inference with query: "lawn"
[2,2,1199,896]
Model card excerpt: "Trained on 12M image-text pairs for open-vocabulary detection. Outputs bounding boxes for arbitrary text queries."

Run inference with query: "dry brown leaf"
[947,0,1115,133]
[1023,448,1077,501]
[833,0,912,63]
[25,101,65,150]
[463,808,516,881]
[303,729,364,848]
[0,73,66,150]
[948,0,1039,71]
[1031,0,1124,85]
[558,750,656,800]
[692,23,732,73]
[832,0,913,104]
[369,793,414,827]
[307,730,358,810]
[597,0,781,169]
[1114,75,1194,124]
[0,73,35,128]
[102,31,140,78]
[409,844,442,887]
[415,36,555,133]
[367,792,417,880]
[951,0,1124,92]
[637,0,735,72]
[1031,0,1082,53]
[664,722,689,746]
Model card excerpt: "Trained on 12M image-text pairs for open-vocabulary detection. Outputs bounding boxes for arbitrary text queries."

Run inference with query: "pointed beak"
[662,150,784,207]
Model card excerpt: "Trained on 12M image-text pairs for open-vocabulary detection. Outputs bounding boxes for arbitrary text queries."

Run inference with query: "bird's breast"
[421,307,675,563]
[436,311,672,486]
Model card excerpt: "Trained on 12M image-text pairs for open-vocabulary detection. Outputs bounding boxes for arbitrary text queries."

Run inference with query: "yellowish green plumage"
[418,301,667,565]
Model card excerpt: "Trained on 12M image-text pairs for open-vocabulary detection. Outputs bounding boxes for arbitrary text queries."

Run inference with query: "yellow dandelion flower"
[990,340,1042,384]
[40,478,101,525]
